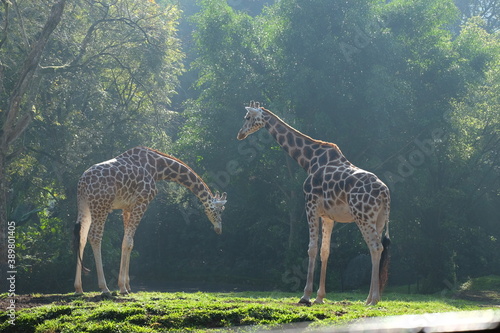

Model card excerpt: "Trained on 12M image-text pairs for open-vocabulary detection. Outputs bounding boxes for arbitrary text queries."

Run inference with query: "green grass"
[0,290,498,333]
[460,275,500,292]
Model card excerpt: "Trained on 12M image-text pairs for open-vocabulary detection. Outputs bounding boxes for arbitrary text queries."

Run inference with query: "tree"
[0,0,66,283]
[455,0,500,32]
[1,0,185,292]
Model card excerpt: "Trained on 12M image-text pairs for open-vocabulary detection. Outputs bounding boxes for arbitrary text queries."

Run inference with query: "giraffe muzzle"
[237,131,247,140]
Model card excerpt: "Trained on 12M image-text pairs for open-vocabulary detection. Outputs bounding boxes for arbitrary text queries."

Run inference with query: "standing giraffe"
[237,102,390,305]
[74,146,227,295]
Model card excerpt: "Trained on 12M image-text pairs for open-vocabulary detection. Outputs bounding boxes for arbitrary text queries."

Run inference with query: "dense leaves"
[0,0,498,295]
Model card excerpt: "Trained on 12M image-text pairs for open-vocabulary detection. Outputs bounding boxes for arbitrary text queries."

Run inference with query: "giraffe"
[73,146,227,295]
[237,102,390,305]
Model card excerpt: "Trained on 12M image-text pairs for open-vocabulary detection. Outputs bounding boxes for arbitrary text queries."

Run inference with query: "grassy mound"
[0,291,497,332]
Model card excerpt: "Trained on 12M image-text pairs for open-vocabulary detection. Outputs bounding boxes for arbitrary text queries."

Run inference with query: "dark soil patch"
[0,293,132,310]
[455,290,500,306]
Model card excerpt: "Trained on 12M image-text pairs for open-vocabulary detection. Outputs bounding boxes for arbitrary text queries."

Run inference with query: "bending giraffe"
[237,102,390,305]
[74,146,227,295]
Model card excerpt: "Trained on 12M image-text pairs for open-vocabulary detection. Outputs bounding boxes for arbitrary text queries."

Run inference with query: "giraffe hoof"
[298,298,312,306]
[313,298,325,305]
[100,291,113,299]
[365,299,379,306]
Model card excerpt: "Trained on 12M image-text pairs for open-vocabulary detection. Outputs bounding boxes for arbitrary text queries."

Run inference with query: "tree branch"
[0,0,10,50]
[2,0,65,148]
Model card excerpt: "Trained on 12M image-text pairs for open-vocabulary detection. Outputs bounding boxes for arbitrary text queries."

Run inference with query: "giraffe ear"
[213,199,226,207]
[245,107,260,116]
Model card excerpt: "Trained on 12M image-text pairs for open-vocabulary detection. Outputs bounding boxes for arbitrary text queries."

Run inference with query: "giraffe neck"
[142,148,213,204]
[261,108,348,173]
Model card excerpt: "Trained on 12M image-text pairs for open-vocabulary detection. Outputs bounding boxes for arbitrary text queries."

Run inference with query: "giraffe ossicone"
[73,146,227,295]
[237,102,391,306]
[213,191,227,206]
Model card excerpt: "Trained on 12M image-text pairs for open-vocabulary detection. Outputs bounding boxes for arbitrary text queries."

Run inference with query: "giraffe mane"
[260,107,343,154]
[141,146,214,197]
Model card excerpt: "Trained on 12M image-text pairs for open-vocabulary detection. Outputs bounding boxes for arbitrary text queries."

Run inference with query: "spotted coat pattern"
[74,146,227,295]
[237,102,390,305]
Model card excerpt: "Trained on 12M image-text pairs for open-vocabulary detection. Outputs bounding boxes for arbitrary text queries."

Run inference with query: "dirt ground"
[0,292,130,310]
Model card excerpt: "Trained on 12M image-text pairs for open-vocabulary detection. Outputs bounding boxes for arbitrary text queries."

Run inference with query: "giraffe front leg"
[299,201,320,305]
[299,242,317,305]
[314,218,334,304]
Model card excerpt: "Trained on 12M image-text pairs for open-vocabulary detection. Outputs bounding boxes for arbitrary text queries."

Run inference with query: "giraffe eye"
[245,116,250,120]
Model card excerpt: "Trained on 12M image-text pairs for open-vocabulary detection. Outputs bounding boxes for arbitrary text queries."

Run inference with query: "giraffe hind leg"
[356,219,383,305]
[74,199,91,294]
[88,213,111,295]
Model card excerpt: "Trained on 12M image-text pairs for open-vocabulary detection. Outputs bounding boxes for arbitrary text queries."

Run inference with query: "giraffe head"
[237,101,265,140]
[205,191,227,234]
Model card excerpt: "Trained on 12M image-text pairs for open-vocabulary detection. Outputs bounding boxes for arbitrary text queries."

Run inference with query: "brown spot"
[312,175,322,187]
[345,177,356,190]
[318,152,328,165]
[189,172,197,183]
[328,149,340,161]
[276,123,286,134]
[303,146,314,159]
[286,132,294,145]
[296,137,304,148]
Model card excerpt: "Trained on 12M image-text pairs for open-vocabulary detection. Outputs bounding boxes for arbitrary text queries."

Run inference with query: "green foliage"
[15,210,73,293]
[1,0,185,293]
[182,0,500,294]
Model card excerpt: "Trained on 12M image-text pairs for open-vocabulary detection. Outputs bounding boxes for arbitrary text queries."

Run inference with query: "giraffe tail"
[73,199,91,274]
[73,222,90,274]
[378,190,391,293]
[379,234,391,293]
